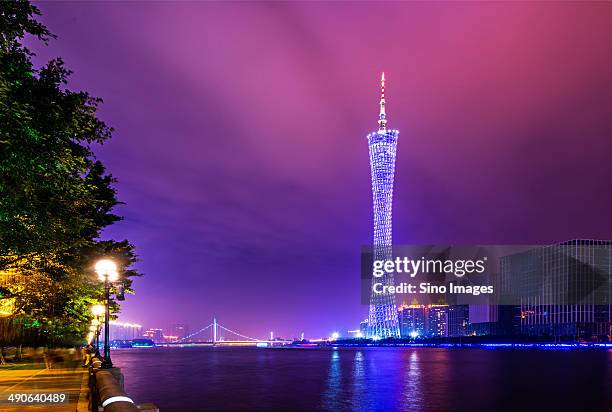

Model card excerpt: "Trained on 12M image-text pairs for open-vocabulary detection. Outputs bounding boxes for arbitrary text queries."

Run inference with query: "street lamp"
[95,259,118,368]
[91,304,105,316]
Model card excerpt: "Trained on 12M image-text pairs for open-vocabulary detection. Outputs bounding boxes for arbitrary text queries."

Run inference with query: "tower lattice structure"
[367,72,400,338]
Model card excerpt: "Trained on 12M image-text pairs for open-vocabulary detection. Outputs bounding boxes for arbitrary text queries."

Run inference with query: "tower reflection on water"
[322,349,447,411]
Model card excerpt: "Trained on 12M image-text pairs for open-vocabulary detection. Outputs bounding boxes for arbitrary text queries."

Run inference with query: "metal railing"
[89,354,158,411]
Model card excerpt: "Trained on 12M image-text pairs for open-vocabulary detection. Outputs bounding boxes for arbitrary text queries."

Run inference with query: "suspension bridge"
[160,318,292,347]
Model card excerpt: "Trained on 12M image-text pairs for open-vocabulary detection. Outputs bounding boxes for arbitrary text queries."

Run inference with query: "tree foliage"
[0,1,141,346]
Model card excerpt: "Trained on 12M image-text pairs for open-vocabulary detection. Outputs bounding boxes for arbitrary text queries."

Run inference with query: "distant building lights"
[110,320,142,328]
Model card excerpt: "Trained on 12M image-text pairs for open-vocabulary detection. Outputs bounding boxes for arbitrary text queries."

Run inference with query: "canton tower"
[367,73,400,338]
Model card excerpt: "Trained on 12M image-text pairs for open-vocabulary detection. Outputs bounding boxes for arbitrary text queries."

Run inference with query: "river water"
[112,346,611,411]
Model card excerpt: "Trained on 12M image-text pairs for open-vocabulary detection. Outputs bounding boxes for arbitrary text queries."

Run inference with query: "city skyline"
[26,2,612,338]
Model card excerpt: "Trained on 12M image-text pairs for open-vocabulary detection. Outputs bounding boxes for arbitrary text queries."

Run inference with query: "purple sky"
[30,2,612,339]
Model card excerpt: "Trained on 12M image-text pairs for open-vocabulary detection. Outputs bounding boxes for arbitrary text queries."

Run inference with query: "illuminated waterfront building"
[397,303,449,338]
[425,305,448,337]
[500,240,612,338]
[143,328,164,343]
[163,334,179,342]
[109,320,142,341]
[366,73,401,338]
[398,303,426,338]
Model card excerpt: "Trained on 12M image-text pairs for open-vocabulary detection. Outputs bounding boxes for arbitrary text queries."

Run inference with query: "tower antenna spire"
[378,72,387,132]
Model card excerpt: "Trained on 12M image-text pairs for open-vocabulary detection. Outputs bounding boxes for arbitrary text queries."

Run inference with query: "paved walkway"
[0,354,89,411]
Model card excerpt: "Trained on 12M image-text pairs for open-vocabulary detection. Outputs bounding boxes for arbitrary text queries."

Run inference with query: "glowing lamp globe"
[91,305,105,316]
[95,259,118,282]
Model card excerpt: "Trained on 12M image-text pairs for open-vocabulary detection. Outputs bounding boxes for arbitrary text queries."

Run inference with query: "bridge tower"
[213,317,217,344]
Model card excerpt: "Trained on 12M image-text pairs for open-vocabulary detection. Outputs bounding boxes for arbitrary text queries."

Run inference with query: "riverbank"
[0,348,89,411]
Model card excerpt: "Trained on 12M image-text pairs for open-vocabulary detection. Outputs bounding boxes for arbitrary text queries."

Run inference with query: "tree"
[0,0,141,347]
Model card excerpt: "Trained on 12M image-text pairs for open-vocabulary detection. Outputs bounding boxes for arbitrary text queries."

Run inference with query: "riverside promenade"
[0,349,89,411]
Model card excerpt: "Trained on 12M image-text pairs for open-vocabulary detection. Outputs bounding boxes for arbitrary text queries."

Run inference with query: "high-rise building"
[500,240,612,338]
[367,73,401,339]
[398,303,426,338]
[448,305,469,337]
[143,328,164,343]
[426,305,448,337]
[397,303,449,338]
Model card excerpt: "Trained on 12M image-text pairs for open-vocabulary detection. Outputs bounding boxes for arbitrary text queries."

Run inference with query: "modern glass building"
[397,303,452,338]
[500,240,612,338]
[426,305,448,337]
[367,73,401,338]
[447,304,470,337]
[398,304,426,338]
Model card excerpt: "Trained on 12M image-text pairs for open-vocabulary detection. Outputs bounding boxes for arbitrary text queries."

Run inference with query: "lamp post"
[91,305,104,354]
[95,259,118,368]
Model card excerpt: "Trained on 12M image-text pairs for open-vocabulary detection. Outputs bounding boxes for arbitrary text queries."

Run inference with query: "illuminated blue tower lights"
[367,72,401,339]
